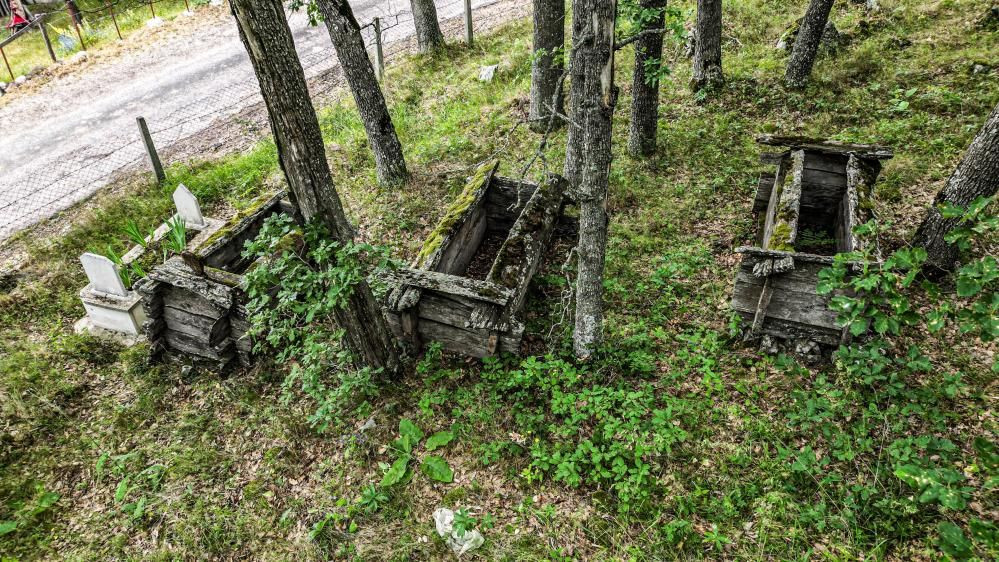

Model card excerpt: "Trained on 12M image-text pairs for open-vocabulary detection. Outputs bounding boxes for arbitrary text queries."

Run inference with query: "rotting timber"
[380,160,568,358]
[135,192,300,368]
[731,135,893,349]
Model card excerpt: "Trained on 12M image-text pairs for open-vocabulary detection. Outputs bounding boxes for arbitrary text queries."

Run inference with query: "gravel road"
[0,0,511,242]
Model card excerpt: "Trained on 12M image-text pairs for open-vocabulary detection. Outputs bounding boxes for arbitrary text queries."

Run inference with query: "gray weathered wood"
[756,135,894,159]
[136,117,165,183]
[384,267,512,307]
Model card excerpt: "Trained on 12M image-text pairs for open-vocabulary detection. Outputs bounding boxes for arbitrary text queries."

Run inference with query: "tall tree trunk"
[318,0,409,185]
[563,0,587,187]
[574,0,616,359]
[913,102,999,271]
[410,0,445,54]
[529,0,566,132]
[230,0,400,374]
[628,0,666,156]
[691,0,723,91]
[784,0,835,89]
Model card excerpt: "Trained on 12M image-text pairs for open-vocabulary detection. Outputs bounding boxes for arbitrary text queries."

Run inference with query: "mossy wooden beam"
[767,150,804,253]
[382,267,513,307]
[756,135,894,160]
[487,173,566,332]
[414,160,498,270]
[844,154,881,255]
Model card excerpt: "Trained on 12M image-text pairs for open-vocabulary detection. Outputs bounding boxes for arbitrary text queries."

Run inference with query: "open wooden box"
[135,192,298,367]
[379,160,566,358]
[731,136,893,347]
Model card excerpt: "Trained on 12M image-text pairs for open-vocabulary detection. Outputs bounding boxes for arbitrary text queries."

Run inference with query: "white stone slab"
[80,253,128,296]
[172,184,205,227]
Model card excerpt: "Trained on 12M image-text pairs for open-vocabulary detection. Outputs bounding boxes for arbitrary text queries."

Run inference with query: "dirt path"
[0,0,516,243]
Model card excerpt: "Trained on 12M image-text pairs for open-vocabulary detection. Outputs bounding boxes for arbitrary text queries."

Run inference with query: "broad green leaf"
[425,431,455,452]
[115,476,131,503]
[399,419,424,445]
[37,492,60,509]
[937,521,972,559]
[0,521,17,536]
[956,277,981,298]
[381,456,410,487]
[420,456,454,483]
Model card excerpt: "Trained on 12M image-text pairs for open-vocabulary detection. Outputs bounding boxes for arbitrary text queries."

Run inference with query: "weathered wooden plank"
[163,305,229,346]
[732,279,840,330]
[488,173,566,332]
[438,206,486,275]
[756,135,894,159]
[381,267,513,307]
[761,157,789,249]
[163,329,234,362]
[803,152,849,174]
[147,258,234,311]
[844,154,880,256]
[802,167,846,188]
[754,173,775,213]
[487,176,540,233]
[197,191,285,270]
[765,150,804,252]
[735,246,837,265]
[760,151,788,165]
[751,277,774,335]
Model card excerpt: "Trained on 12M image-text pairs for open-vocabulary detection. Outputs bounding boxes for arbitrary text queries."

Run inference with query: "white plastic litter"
[433,508,485,556]
[478,65,498,82]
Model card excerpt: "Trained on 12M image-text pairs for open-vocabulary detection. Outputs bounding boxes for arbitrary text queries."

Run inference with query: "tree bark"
[628,0,666,156]
[563,0,587,187]
[784,0,835,89]
[318,0,408,185]
[529,0,566,132]
[691,0,723,91]
[573,0,616,359]
[230,0,400,374]
[410,0,445,54]
[913,102,999,271]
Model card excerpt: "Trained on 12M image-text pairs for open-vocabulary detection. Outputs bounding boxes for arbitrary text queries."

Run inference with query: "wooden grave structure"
[379,160,566,358]
[135,192,298,367]
[730,135,893,347]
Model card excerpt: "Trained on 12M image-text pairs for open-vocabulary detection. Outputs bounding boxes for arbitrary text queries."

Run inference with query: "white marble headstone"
[172,184,204,227]
[80,253,128,296]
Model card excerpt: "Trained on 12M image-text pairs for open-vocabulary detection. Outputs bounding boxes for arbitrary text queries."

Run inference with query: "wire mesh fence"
[0,0,529,244]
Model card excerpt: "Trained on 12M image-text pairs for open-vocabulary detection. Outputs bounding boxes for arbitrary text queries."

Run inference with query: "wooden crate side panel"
[437,205,487,276]
[486,176,540,233]
[731,260,841,337]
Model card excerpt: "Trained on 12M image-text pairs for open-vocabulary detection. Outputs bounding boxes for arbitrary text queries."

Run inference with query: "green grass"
[1,0,997,559]
[1,0,205,81]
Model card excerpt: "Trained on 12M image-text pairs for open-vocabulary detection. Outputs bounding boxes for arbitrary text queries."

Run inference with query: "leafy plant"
[380,418,455,487]
[243,214,396,431]
[163,216,188,255]
[0,486,60,538]
[123,220,151,250]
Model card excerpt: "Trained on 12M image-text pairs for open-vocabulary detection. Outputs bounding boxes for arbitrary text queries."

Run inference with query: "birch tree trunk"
[784,0,835,89]
[628,0,666,156]
[318,0,409,185]
[691,0,723,91]
[529,0,566,132]
[913,102,999,271]
[230,0,400,374]
[574,0,616,359]
[410,0,445,54]
[563,0,588,187]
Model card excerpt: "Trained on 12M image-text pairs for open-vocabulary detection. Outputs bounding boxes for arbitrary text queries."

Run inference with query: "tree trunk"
[318,0,408,185]
[784,0,835,89]
[529,0,566,132]
[573,0,616,359]
[628,0,666,156]
[230,0,400,374]
[410,0,445,54]
[913,102,999,271]
[691,0,723,91]
[563,0,587,187]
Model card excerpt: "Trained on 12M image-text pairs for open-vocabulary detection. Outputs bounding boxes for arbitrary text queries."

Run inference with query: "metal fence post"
[373,17,384,82]
[67,4,85,50]
[107,1,123,40]
[0,46,12,82]
[136,117,166,183]
[464,0,473,46]
[37,17,57,62]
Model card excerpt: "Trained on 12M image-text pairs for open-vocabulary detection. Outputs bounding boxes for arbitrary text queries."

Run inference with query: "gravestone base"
[77,285,148,337]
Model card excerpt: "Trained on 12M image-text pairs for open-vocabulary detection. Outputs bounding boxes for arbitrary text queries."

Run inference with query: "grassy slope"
[1,0,997,559]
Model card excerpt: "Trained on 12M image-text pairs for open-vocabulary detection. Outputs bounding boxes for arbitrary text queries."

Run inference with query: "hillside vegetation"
[1,0,997,559]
